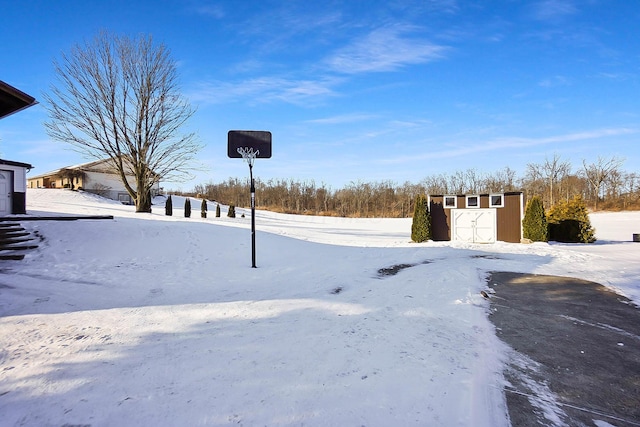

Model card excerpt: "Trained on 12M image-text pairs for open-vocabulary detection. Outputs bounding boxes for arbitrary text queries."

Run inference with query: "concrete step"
[0,223,38,261]
[0,254,25,260]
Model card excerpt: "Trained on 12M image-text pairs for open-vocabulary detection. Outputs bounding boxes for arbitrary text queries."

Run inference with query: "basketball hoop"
[237,147,260,167]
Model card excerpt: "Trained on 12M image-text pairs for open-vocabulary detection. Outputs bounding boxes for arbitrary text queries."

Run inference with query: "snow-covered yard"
[1,189,638,426]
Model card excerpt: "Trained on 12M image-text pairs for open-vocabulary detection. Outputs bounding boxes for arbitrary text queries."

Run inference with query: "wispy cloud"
[597,72,632,81]
[382,128,638,164]
[187,76,343,106]
[305,113,379,125]
[326,26,448,74]
[227,59,266,74]
[538,75,570,87]
[236,8,343,55]
[276,9,342,36]
[388,118,433,129]
[426,0,460,14]
[531,0,577,22]
[193,4,225,19]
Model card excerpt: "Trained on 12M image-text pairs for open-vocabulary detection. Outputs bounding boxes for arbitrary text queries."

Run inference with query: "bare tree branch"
[582,156,625,210]
[44,31,201,212]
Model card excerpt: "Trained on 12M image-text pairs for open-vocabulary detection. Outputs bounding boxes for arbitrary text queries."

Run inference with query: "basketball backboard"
[228,130,272,159]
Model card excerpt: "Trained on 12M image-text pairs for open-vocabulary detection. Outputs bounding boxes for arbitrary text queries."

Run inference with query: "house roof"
[28,157,159,181]
[27,158,127,180]
[0,80,37,119]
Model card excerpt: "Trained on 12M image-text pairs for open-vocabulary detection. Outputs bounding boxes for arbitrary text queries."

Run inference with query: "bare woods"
[186,156,639,218]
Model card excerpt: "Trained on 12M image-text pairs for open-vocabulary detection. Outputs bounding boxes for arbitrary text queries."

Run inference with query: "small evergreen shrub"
[522,196,547,242]
[201,199,208,218]
[411,194,431,243]
[165,195,173,216]
[228,204,236,218]
[184,198,191,218]
[547,196,596,243]
[216,203,221,217]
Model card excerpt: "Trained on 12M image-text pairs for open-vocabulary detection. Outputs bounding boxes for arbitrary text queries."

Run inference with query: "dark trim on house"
[0,159,33,170]
[11,192,27,215]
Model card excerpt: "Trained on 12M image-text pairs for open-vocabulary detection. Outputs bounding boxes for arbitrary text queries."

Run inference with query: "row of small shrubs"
[164,195,236,218]
[523,195,596,243]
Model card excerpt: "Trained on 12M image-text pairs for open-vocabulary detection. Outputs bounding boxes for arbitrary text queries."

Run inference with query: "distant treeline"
[177,155,639,218]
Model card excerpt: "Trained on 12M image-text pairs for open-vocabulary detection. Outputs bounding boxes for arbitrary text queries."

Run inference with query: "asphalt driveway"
[487,272,640,427]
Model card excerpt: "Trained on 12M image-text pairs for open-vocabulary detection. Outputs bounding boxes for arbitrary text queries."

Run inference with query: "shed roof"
[429,191,523,197]
[0,80,37,119]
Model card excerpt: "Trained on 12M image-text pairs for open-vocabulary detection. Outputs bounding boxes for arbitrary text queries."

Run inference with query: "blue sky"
[1,0,638,190]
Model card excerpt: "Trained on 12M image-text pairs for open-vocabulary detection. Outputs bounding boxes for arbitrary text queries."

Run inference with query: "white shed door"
[452,209,496,243]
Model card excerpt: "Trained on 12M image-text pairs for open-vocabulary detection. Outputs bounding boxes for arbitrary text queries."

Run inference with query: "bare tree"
[542,154,571,206]
[501,166,518,192]
[448,170,466,194]
[421,174,447,195]
[522,163,545,202]
[485,166,517,193]
[44,31,201,212]
[582,156,624,210]
[525,154,571,207]
[621,172,639,209]
[464,168,484,194]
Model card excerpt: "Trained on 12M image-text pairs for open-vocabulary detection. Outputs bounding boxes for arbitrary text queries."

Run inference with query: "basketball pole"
[236,147,258,268]
[249,161,256,268]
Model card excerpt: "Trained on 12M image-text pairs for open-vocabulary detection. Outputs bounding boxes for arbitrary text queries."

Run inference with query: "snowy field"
[1,189,638,426]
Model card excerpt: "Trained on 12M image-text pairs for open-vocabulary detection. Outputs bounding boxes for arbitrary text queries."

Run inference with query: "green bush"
[228,204,236,218]
[184,198,191,218]
[522,195,547,242]
[165,195,173,216]
[216,203,221,217]
[547,196,596,243]
[411,194,431,243]
[201,199,208,218]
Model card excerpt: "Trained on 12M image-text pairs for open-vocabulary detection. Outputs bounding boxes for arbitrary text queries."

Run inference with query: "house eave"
[0,158,34,170]
[0,80,38,120]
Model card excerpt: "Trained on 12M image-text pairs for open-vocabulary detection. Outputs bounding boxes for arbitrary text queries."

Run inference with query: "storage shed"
[0,159,33,215]
[428,192,524,243]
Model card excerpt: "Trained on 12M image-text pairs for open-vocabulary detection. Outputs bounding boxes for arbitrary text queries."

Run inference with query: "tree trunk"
[136,189,152,213]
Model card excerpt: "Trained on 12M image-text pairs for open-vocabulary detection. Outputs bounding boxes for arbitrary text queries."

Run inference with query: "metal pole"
[250,163,256,268]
